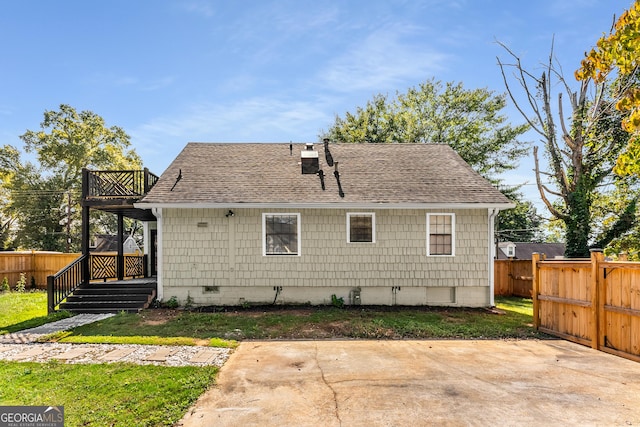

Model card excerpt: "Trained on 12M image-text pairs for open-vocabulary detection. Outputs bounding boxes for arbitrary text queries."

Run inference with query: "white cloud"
[319,24,452,93]
[182,1,216,18]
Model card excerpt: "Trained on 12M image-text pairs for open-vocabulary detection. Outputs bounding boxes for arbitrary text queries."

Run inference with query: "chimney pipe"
[301,143,319,174]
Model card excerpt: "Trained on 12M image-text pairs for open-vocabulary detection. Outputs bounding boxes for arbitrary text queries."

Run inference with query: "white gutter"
[151,207,163,302]
[135,202,516,210]
[488,207,500,307]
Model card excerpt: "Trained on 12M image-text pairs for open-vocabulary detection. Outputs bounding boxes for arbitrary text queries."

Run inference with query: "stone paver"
[99,347,137,361]
[145,347,178,362]
[53,347,92,360]
[6,347,47,360]
[189,349,222,364]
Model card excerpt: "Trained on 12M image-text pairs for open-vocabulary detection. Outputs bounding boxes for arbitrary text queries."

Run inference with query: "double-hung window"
[347,213,375,243]
[263,213,300,255]
[427,213,455,256]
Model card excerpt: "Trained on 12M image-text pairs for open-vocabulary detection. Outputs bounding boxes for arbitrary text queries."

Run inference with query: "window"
[263,213,300,255]
[347,213,375,243]
[427,213,455,256]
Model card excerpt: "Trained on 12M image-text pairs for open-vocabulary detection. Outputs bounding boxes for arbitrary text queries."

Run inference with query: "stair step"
[61,307,142,314]
[60,301,148,309]
[74,287,154,295]
[66,294,150,303]
[56,282,156,314]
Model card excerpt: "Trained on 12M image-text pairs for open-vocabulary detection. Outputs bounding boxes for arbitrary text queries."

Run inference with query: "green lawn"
[59,296,542,341]
[0,291,72,335]
[0,360,217,427]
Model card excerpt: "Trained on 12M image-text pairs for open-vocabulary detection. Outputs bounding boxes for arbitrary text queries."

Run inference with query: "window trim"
[262,213,301,256]
[426,213,455,256]
[346,212,376,243]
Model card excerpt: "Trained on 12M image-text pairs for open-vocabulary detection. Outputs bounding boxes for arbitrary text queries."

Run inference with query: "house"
[91,234,142,254]
[135,142,514,307]
[496,242,566,260]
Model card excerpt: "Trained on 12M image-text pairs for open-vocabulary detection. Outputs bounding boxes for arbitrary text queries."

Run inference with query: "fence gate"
[532,251,640,363]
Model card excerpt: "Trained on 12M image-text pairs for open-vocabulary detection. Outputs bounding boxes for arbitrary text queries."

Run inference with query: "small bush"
[1,277,9,292]
[164,296,179,309]
[331,294,344,308]
[15,273,27,293]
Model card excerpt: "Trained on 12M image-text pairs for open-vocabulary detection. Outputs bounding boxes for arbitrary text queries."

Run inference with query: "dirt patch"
[139,309,181,325]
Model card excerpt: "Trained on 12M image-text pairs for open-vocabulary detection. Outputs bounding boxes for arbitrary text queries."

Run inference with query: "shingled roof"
[136,142,513,208]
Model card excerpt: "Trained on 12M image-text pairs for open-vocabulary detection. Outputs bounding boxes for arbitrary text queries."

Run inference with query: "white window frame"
[262,213,301,256]
[347,212,376,243]
[426,213,455,256]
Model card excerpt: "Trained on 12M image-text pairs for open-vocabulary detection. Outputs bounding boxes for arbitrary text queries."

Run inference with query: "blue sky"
[0,1,630,208]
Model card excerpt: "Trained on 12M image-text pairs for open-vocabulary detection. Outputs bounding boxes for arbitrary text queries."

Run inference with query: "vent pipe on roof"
[301,143,319,174]
[334,161,344,197]
[323,138,334,166]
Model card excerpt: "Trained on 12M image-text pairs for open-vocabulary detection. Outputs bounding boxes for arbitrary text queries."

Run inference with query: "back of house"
[136,142,513,307]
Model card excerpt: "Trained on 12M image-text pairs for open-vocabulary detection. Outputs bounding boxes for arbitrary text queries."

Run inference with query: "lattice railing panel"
[86,169,159,198]
[91,255,117,279]
[125,255,144,277]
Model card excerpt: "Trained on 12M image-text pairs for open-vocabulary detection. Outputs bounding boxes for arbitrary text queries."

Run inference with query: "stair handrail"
[47,254,87,314]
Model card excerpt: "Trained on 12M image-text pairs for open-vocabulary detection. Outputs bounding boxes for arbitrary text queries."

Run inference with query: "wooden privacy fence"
[533,250,640,363]
[494,259,532,297]
[0,252,80,289]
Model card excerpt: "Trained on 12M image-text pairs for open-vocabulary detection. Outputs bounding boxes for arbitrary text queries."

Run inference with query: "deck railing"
[47,255,86,314]
[47,254,148,313]
[86,168,159,198]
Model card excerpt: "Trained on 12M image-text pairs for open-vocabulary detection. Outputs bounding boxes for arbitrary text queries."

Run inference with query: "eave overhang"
[135,201,516,211]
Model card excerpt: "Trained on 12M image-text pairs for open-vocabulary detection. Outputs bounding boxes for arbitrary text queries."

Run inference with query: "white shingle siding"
[160,207,491,307]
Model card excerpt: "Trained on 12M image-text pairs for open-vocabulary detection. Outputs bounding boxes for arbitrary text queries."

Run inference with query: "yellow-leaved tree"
[577,0,640,174]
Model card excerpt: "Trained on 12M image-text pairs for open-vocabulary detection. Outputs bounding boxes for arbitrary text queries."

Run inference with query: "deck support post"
[117,212,125,280]
[81,168,91,285]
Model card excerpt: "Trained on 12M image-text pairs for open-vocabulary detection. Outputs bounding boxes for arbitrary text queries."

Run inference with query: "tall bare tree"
[497,42,638,257]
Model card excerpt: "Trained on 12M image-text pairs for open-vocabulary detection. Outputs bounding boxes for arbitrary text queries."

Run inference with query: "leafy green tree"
[498,43,638,257]
[321,78,530,178]
[0,104,142,251]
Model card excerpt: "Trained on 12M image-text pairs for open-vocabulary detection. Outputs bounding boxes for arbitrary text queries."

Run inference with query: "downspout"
[152,207,164,302]
[488,208,499,307]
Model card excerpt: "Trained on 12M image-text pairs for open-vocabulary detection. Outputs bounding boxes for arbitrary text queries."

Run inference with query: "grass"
[0,291,73,335]
[46,332,237,348]
[0,360,218,426]
[57,296,543,341]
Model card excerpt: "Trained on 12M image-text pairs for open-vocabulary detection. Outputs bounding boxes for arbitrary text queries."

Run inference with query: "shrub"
[164,296,179,309]
[331,294,344,308]
[1,277,9,292]
[15,273,27,293]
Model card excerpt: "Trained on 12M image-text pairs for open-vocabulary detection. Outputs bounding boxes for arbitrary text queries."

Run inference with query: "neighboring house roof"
[496,242,566,260]
[92,234,118,252]
[137,142,513,208]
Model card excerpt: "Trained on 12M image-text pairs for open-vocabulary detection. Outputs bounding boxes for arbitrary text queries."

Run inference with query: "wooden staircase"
[58,279,157,314]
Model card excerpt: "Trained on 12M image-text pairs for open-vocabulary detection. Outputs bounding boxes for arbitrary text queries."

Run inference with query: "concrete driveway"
[179,340,640,426]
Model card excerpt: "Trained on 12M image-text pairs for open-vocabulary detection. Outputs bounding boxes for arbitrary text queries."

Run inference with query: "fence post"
[46,275,54,314]
[532,252,540,329]
[590,249,603,350]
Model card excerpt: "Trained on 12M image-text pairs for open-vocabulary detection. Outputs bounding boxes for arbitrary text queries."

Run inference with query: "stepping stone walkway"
[0,313,233,367]
[0,343,232,366]
[0,313,116,344]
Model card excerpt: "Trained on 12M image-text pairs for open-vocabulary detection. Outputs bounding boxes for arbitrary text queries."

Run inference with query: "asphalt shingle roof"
[138,142,512,206]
